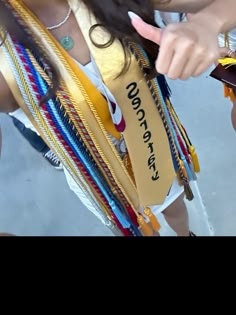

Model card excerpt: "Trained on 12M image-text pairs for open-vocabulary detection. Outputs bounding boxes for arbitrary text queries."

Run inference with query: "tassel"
[229,88,236,102]
[176,171,184,186]
[144,207,161,232]
[188,146,200,173]
[137,215,153,236]
[179,160,188,179]
[223,85,236,102]
[184,182,194,201]
[224,84,231,98]
[126,205,139,227]
[110,214,133,236]
[157,75,172,99]
[190,163,198,181]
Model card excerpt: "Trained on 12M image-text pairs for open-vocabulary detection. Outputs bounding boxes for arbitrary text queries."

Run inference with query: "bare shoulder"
[0,72,19,113]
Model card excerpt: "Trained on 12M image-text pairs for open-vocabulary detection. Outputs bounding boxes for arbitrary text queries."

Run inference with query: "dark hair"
[0,0,59,101]
[0,0,160,99]
[82,0,159,71]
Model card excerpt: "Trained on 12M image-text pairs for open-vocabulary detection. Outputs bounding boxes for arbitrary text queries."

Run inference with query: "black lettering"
[148,142,154,154]
[126,82,140,99]
[152,171,160,181]
[143,131,152,143]
[140,119,148,131]
[136,109,145,121]
[149,163,156,172]
[132,98,141,110]
[148,154,155,168]
[127,81,160,179]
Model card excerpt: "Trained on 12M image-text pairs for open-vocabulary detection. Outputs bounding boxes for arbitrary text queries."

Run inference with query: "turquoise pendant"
[60,36,74,51]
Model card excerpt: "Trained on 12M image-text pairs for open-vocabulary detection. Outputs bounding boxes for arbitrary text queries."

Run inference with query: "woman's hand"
[130,14,221,80]
[218,47,236,59]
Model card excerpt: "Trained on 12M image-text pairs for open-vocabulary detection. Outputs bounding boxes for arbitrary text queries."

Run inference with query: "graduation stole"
[70,0,198,199]
[0,0,199,236]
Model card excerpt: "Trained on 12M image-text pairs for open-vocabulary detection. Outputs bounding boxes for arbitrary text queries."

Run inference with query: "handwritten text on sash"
[126,82,159,181]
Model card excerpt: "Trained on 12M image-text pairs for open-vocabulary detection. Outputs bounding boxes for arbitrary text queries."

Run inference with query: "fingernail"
[128,11,142,21]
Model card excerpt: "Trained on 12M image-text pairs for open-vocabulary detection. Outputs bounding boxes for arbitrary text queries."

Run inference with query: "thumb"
[129,13,162,45]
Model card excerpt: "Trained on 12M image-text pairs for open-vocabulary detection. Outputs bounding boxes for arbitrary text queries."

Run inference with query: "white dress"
[9,58,184,226]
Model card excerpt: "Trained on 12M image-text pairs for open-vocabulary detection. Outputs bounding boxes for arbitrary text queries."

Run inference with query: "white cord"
[46,7,72,31]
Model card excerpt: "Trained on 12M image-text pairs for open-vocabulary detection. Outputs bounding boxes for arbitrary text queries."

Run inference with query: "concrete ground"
[0,70,235,236]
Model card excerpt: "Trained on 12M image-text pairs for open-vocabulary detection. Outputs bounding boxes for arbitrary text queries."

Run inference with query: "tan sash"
[70,0,176,206]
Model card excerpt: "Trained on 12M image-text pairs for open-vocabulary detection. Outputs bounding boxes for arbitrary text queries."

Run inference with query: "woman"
[0,0,215,236]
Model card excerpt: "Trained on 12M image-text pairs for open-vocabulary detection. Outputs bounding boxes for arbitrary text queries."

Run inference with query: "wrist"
[189,10,222,35]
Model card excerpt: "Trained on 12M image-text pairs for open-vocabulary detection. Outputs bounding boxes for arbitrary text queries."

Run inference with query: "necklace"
[59,35,74,51]
[46,7,74,51]
[46,7,72,31]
